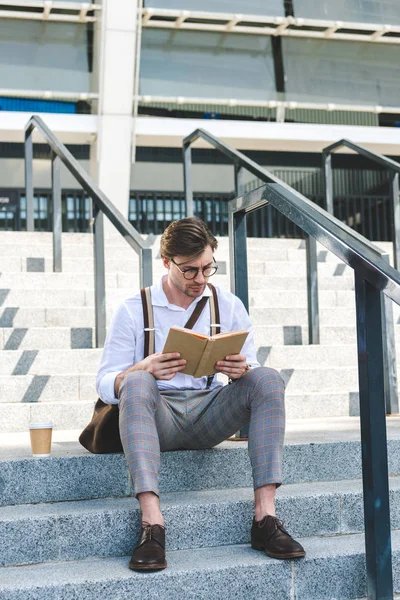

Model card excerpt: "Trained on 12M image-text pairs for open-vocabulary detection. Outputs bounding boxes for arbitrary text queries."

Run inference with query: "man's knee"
[246,366,285,391]
[244,367,285,408]
[119,370,158,408]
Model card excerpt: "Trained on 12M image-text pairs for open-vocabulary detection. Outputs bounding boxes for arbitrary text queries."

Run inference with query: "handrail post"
[355,270,393,600]
[24,128,34,231]
[183,142,194,217]
[140,247,153,288]
[93,204,106,348]
[306,234,320,344]
[322,150,334,214]
[234,163,245,198]
[389,171,400,270]
[51,152,62,272]
[382,254,398,414]
[229,205,249,438]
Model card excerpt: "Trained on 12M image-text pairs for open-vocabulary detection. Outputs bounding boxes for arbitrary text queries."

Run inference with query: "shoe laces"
[257,515,289,536]
[140,522,165,544]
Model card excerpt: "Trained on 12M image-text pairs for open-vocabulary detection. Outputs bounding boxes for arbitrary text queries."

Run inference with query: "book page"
[162,327,208,376]
[194,331,249,378]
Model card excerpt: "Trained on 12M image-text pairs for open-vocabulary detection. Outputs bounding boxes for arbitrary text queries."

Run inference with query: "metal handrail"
[183,128,321,344]
[323,138,400,269]
[229,181,399,600]
[24,115,153,347]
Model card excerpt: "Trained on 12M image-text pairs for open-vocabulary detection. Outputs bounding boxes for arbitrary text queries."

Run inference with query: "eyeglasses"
[170,258,218,280]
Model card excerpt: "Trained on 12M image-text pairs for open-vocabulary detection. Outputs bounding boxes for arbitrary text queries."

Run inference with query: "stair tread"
[2,417,400,460]
[2,477,400,521]
[0,531,398,596]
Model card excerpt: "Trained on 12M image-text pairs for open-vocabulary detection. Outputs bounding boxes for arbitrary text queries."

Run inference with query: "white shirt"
[96,276,260,404]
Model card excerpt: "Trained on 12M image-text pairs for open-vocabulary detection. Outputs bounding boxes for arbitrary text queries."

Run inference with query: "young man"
[96,217,305,570]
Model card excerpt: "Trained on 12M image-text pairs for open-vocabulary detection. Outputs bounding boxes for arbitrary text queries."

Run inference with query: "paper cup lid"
[29,422,53,429]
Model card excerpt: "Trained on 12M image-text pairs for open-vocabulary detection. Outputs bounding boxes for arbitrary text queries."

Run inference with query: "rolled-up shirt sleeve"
[96,302,137,404]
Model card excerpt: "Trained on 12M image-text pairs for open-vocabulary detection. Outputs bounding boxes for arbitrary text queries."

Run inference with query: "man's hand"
[138,352,187,380]
[114,352,186,397]
[215,353,248,380]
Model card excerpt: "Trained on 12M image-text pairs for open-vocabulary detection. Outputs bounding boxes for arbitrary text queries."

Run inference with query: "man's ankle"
[141,515,165,527]
[254,510,276,522]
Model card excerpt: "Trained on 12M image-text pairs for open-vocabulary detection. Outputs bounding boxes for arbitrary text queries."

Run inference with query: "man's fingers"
[224,354,245,362]
[156,362,187,378]
[159,352,182,362]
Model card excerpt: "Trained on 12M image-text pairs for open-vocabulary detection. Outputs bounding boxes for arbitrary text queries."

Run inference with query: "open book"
[163,326,249,378]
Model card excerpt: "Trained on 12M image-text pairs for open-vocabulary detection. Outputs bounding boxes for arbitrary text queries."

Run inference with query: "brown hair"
[160,217,218,259]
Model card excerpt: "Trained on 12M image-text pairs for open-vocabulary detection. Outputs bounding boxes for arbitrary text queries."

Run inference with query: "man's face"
[164,245,215,299]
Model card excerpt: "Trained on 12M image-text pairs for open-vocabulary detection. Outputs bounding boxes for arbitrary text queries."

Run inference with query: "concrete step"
[1,531,400,600]
[0,327,94,350]
[3,324,399,350]
[0,401,96,434]
[2,419,400,506]
[0,344,368,376]
[0,364,373,407]
[0,305,369,329]
[0,366,362,404]
[0,231,392,253]
[0,349,102,376]
[250,307,361,327]
[0,391,362,433]
[1,275,359,307]
[1,478,400,568]
[0,307,95,328]
[0,288,370,315]
[1,283,359,311]
[0,374,94,403]
[0,257,356,290]
[0,259,360,279]
[253,325,364,346]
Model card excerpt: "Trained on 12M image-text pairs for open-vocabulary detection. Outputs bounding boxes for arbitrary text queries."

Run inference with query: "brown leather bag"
[79,284,219,454]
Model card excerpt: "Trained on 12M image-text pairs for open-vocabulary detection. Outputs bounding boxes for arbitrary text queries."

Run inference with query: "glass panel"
[140,30,276,100]
[129,196,137,221]
[164,199,173,221]
[0,20,90,92]
[283,38,400,107]
[293,0,400,25]
[144,0,284,16]
[172,198,182,219]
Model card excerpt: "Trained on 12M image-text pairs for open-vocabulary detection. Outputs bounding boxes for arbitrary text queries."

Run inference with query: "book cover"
[162,326,249,378]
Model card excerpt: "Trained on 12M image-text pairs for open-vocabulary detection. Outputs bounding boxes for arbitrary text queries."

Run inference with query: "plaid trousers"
[119,367,285,497]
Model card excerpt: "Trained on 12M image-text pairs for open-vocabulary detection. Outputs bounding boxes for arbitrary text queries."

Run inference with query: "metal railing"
[323,139,400,270]
[2,190,395,241]
[24,115,153,348]
[184,128,398,414]
[229,181,400,600]
[323,139,400,414]
[184,128,322,345]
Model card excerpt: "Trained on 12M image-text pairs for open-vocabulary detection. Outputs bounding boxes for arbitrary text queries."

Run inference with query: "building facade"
[0,0,399,237]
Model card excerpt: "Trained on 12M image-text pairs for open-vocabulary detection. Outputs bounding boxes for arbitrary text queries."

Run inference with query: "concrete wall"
[0,159,256,194]
[0,159,90,189]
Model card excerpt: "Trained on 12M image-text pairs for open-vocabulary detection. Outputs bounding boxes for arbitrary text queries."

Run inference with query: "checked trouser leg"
[118,367,285,496]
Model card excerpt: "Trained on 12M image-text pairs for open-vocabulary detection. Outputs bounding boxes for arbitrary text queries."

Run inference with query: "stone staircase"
[1,230,400,599]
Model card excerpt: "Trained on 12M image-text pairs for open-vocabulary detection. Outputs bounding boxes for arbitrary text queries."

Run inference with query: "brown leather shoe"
[251,516,306,560]
[129,522,167,570]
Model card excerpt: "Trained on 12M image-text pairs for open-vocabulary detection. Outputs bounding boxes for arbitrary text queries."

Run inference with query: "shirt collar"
[151,275,212,309]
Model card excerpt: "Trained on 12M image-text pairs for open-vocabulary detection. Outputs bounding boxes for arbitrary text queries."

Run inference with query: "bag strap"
[140,282,220,357]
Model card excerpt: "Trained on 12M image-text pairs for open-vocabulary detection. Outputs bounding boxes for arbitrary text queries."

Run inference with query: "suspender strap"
[184,296,208,329]
[140,287,155,358]
[207,283,220,336]
[140,283,221,360]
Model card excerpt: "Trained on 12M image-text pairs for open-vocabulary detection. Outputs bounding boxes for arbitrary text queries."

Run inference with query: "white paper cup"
[29,422,53,457]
